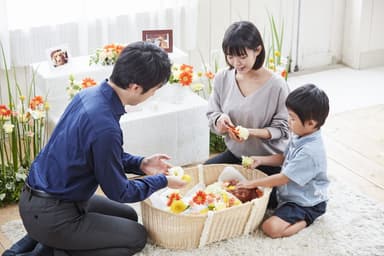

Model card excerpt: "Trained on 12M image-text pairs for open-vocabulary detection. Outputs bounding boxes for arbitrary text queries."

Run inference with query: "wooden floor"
[1,104,383,253]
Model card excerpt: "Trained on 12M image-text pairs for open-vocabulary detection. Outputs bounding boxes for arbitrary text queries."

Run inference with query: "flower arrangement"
[168,63,215,99]
[265,14,290,81]
[152,166,241,215]
[89,43,125,66]
[66,75,97,99]
[164,182,242,215]
[1,42,50,206]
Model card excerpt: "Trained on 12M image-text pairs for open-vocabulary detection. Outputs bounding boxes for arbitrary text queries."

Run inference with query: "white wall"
[342,0,384,69]
[188,0,384,71]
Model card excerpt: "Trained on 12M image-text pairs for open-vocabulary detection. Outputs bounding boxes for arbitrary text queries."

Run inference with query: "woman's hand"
[166,176,187,189]
[216,114,234,134]
[140,154,172,176]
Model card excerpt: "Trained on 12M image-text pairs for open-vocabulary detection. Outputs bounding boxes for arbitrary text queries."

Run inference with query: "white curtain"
[0,0,198,67]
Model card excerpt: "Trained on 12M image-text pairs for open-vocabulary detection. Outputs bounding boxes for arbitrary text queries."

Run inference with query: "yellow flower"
[170,199,188,214]
[274,51,281,57]
[190,83,204,92]
[181,174,192,183]
[44,102,50,111]
[241,156,254,169]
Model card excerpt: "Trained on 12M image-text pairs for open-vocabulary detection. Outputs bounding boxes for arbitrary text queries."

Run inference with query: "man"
[4,41,186,256]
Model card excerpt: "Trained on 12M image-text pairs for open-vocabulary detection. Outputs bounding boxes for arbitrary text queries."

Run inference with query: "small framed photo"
[47,45,69,68]
[142,29,173,53]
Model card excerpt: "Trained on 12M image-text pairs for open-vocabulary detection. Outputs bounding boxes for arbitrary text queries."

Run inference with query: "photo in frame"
[46,45,69,68]
[142,29,173,53]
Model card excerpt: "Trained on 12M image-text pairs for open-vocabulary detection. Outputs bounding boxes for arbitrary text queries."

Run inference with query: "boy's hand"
[166,176,187,189]
[236,180,256,189]
[250,156,263,169]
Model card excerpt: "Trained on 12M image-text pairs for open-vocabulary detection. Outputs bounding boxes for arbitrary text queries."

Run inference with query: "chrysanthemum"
[170,199,188,214]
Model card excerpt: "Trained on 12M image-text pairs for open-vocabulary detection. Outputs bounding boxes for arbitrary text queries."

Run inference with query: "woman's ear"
[255,45,263,56]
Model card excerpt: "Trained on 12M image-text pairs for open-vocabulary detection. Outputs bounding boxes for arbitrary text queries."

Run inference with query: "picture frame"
[46,45,69,68]
[142,29,173,53]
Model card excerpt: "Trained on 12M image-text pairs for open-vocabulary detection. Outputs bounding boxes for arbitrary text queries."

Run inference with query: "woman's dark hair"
[109,41,171,93]
[286,84,330,128]
[222,21,266,70]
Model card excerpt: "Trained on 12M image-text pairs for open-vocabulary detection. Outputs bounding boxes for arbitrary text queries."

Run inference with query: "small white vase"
[171,84,190,104]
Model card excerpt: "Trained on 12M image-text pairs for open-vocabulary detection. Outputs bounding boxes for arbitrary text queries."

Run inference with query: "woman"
[205,21,290,176]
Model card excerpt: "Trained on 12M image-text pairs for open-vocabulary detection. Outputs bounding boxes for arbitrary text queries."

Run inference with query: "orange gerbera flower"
[193,190,207,205]
[179,71,193,86]
[115,44,124,54]
[281,70,287,79]
[167,192,181,207]
[0,104,11,118]
[81,77,97,88]
[29,96,44,110]
[103,44,116,51]
[180,64,193,73]
[205,71,215,79]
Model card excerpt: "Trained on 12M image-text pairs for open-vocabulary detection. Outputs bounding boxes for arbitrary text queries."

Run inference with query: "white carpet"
[2,176,384,256]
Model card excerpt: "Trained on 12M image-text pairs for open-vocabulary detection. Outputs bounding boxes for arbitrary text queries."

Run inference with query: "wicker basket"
[140,164,271,249]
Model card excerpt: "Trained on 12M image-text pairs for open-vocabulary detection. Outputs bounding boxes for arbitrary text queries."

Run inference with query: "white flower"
[5,182,14,191]
[29,109,45,120]
[168,166,184,177]
[16,172,27,182]
[3,122,14,133]
[236,126,249,140]
[0,193,5,201]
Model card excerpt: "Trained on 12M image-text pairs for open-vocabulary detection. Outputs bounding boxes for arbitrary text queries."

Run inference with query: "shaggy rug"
[2,176,384,256]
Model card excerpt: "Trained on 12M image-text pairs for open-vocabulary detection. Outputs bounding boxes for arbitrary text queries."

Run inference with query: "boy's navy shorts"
[273,201,327,226]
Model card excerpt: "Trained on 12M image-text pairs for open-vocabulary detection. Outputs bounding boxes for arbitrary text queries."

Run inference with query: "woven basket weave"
[140,164,271,249]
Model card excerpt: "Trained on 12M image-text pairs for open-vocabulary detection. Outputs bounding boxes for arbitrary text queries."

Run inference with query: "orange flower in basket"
[81,77,97,88]
[167,192,181,207]
[192,190,207,205]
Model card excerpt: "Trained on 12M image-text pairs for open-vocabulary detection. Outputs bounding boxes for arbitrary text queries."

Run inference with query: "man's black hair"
[286,84,329,128]
[109,41,171,93]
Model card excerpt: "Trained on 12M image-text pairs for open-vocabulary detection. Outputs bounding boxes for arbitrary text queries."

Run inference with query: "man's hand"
[140,154,172,176]
[166,176,187,189]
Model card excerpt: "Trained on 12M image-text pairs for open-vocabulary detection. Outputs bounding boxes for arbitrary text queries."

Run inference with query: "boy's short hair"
[109,41,171,93]
[286,84,329,128]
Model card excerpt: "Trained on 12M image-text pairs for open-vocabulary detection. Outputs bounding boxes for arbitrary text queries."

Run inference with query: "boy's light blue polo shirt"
[277,130,329,207]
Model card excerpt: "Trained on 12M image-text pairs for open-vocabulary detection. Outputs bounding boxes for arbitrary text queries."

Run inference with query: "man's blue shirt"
[27,81,167,202]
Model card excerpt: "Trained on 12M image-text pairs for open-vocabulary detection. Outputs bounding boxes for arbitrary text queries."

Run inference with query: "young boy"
[237,83,330,238]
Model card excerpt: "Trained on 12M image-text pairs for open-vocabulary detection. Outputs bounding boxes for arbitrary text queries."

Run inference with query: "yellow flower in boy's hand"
[241,156,254,169]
